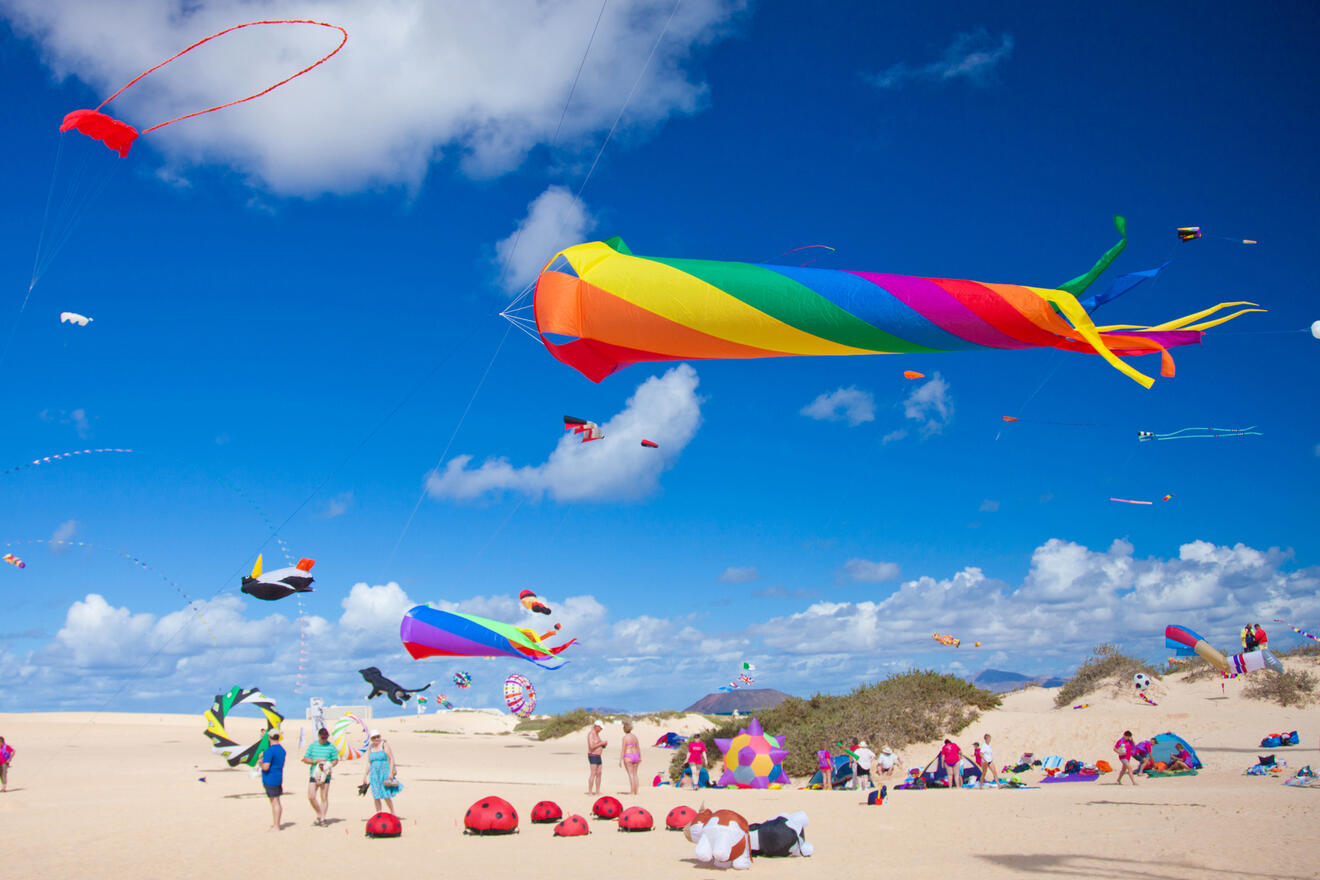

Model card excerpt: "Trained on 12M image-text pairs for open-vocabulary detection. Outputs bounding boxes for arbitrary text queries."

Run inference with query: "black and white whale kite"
[241,554,315,601]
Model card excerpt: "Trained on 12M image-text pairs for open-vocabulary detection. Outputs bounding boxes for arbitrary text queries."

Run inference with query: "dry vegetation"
[1053,644,1162,708]
[666,670,1000,781]
[1242,668,1318,707]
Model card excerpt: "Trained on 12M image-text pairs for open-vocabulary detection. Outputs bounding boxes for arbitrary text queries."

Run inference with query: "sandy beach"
[1,666,1316,880]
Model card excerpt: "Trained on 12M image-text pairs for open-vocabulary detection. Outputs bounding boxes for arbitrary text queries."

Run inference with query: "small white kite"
[59,312,93,326]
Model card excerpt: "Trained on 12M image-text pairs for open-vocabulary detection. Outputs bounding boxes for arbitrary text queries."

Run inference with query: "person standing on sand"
[259,730,286,831]
[853,741,876,790]
[940,739,962,789]
[979,734,998,788]
[303,726,340,825]
[0,736,13,793]
[586,719,607,794]
[362,730,402,815]
[685,735,707,790]
[1113,730,1138,785]
[619,720,641,795]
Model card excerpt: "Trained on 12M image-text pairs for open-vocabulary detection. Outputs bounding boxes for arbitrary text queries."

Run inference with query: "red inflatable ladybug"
[463,795,519,835]
[665,805,696,831]
[591,795,622,819]
[365,811,402,838]
[530,800,563,824]
[554,814,590,836]
[617,805,653,832]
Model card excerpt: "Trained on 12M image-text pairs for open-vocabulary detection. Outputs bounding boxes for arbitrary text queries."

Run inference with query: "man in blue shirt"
[259,730,286,831]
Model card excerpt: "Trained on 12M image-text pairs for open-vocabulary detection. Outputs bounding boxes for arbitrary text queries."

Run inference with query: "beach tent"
[807,754,855,788]
[654,732,687,748]
[1148,732,1202,769]
[920,752,982,787]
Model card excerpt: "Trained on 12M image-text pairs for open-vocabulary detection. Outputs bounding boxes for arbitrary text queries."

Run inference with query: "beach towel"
[1040,756,1063,776]
[1040,773,1099,783]
[1144,769,1198,778]
[1283,766,1317,787]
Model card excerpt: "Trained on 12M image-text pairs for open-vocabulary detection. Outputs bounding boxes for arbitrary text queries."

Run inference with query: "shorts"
[587,754,602,765]
[264,784,283,798]
[857,769,872,779]
[310,773,331,784]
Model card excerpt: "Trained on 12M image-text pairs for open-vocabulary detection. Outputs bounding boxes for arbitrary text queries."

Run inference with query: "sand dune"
[0,665,1316,879]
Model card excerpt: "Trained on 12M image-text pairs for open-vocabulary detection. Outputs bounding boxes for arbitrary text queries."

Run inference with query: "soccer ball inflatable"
[1133,673,1151,690]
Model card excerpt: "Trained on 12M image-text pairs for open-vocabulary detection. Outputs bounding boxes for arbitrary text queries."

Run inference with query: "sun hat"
[881,746,893,755]
[370,729,381,737]
[592,719,604,728]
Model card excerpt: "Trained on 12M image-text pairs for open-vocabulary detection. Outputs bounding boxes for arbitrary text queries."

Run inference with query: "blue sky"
[1,1,1317,716]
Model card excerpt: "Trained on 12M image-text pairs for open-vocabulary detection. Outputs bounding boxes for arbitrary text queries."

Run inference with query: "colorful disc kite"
[504,673,537,718]
[452,670,472,689]
[330,712,369,761]
[202,686,283,768]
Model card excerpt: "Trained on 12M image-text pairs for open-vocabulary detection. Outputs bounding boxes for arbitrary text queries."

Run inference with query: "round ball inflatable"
[365,811,402,838]
[463,795,518,835]
[530,800,563,824]
[591,795,622,819]
[665,805,696,830]
[554,814,590,836]
[1133,672,1151,690]
[617,805,653,832]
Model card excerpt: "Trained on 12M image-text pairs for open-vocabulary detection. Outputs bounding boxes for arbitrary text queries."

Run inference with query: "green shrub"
[1053,645,1161,708]
[666,670,1000,781]
[1242,668,1318,707]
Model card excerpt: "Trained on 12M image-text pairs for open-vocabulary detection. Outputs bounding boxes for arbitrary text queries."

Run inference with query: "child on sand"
[817,748,832,790]
[0,736,13,793]
[1113,730,1138,785]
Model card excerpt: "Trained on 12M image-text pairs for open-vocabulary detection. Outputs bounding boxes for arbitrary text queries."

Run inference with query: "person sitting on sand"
[259,730,285,831]
[587,720,607,795]
[1164,745,1193,772]
[940,739,962,789]
[876,746,900,777]
[1113,731,1138,785]
[619,720,641,796]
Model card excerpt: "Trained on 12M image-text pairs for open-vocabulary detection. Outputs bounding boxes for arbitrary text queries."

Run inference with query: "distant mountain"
[684,688,793,714]
[972,669,1065,694]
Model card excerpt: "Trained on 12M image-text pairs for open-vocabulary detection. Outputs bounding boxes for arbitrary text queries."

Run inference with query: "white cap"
[592,719,604,728]
[369,729,381,737]
[859,741,868,748]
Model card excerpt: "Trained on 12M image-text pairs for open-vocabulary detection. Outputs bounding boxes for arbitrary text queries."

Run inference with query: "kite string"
[387,325,512,567]
[94,20,348,134]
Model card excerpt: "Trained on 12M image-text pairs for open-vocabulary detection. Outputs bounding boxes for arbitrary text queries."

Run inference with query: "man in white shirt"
[853,741,877,789]
[979,734,998,788]
[876,746,900,777]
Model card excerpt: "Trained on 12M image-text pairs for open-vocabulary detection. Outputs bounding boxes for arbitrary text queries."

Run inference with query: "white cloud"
[495,185,593,294]
[979,499,1000,513]
[38,407,91,438]
[426,364,701,502]
[50,519,78,546]
[902,372,952,435]
[2,1,744,195]
[840,558,900,583]
[2,537,1316,711]
[800,386,875,426]
[321,491,354,519]
[718,566,759,584]
[868,29,1014,90]
[880,428,907,445]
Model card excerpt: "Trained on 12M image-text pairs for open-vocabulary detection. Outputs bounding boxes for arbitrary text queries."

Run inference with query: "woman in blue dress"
[360,730,402,814]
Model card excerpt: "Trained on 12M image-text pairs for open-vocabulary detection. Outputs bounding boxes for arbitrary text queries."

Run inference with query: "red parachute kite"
[60,20,348,157]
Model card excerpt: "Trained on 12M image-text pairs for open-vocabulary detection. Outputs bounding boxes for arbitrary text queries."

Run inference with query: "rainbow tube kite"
[528,218,1261,387]
[400,604,576,669]
[1165,624,1230,674]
